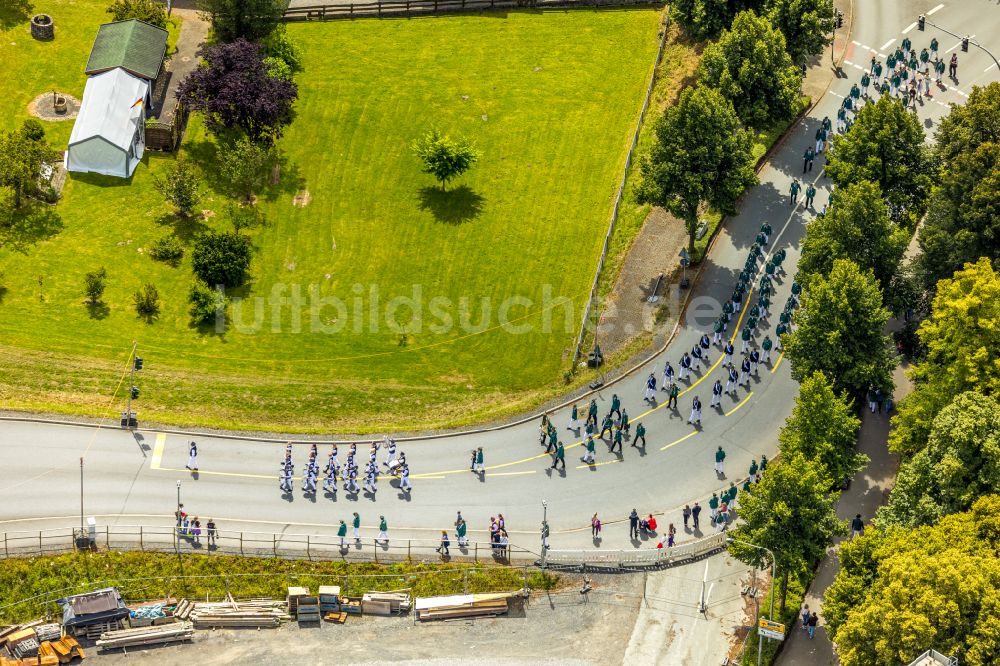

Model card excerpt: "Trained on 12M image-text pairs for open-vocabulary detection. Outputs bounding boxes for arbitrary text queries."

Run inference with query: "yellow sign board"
[758,619,785,640]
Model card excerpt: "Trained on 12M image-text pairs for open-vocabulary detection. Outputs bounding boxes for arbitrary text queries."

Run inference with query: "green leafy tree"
[262,25,303,74]
[826,497,1000,666]
[227,202,266,233]
[779,371,866,489]
[698,10,801,129]
[106,0,167,28]
[83,267,108,306]
[890,258,1000,456]
[153,159,202,218]
[149,235,184,265]
[411,129,479,190]
[934,82,1000,163]
[672,0,766,40]
[879,392,1000,528]
[133,282,160,319]
[188,281,226,325]
[798,180,909,292]
[767,0,835,63]
[191,231,253,288]
[728,453,845,612]
[917,141,1000,290]
[196,0,285,43]
[825,96,932,224]
[637,85,756,252]
[784,259,896,401]
[0,124,58,208]
[219,136,276,202]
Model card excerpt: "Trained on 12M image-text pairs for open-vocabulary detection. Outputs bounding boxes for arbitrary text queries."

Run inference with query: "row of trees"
[638,8,811,252]
[820,83,1000,665]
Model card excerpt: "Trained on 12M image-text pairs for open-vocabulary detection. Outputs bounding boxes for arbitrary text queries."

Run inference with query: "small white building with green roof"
[66,20,168,178]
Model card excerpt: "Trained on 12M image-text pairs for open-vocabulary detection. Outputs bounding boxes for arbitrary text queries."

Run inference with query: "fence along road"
[284,0,662,20]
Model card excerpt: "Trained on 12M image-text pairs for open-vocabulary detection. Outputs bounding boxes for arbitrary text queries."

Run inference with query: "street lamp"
[728,537,776,666]
[540,500,550,566]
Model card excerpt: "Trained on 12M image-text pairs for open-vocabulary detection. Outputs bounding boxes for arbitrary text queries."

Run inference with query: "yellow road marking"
[660,430,698,451]
[150,433,165,469]
[725,392,753,417]
[770,351,785,373]
[575,458,622,470]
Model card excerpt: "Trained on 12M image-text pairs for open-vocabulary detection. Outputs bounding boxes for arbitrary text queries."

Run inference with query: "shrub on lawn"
[19,119,45,142]
[149,235,184,264]
[191,231,253,288]
[83,267,107,305]
[227,202,266,233]
[106,0,167,28]
[219,136,277,202]
[188,281,226,325]
[412,129,480,190]
[133,283,160,319]
[153,159,202,218]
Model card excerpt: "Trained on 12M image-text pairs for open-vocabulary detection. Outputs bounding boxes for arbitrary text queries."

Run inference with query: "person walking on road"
[805,183,816,209]
[580,436,596,464]
[436,530,450,556]
[338,520,348,548]
[709,492,720,519]
[726,365,739,396]
[592,513,602,539]
[851,513,865,538]
[568,404,580,432]
[629,509,640,540]
[710,379,723,408]
[632,422,646,449]
[609,393,621,421]
[599,413,614,440]
[539,414,549,446]
[667,382,679,411]
[683,504,691,530]
[550,441,566,471]
[611,427,624,455]
[456,517,468,547]
[688,396,702,426]
[352,512,361,542]
[803,146,814,173]
[377,516,388,545]
[715,446,726,477]
[474,447,485,474]
[949,53,958,79]
[761,335,773,363]
[807,612,819,639]
[586,399,598,429]
[186,441,198,471]
[801,604,810,630]
[789,179,801,205]
[644,373,657,401]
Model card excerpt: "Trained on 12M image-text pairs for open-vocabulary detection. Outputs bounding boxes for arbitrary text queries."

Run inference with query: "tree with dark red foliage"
[177,39,297,144]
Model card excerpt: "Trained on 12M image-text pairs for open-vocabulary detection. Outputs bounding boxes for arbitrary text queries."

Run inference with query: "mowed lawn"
[0,8,663,432]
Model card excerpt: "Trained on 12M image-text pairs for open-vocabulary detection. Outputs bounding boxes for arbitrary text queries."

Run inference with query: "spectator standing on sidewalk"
[436,530,450,556]
[807,612,819,639]
[591,513,602,539]
[801,604,810,629]
[692,502,702,529]
[338,520,347,548]
[683,505,691,530]
[206,518,217,548]
[851,514,865,538]
[629,509,640,540]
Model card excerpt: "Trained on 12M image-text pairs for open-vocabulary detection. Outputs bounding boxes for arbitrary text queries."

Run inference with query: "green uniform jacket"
[353,515,361,529]
[338,523,347,537]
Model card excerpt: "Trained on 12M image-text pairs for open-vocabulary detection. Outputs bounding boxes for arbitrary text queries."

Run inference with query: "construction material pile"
[361,592,411,616]
[95,622,193,650]
[182,597,290,629]
[1,622,86,665]
[415,592,515,621]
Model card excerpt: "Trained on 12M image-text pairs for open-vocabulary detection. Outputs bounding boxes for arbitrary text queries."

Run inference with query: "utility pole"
[122,342,142,429]
[175,480,182,553]
[79,457,84,540]
[728,538,776,666]
[540,500,549,567]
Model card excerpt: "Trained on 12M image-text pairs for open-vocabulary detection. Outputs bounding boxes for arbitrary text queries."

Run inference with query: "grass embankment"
[739,574,807,665]
[0,551,559,623]
[0,7,665,433]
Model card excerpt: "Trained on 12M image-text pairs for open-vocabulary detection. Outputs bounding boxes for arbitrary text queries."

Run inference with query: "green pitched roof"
[85,19,168,81]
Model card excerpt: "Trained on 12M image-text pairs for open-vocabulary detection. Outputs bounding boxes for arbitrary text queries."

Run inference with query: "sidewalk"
[774,353,907,665]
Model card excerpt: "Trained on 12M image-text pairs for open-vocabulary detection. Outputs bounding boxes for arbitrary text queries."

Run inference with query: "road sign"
[758,619,785,641]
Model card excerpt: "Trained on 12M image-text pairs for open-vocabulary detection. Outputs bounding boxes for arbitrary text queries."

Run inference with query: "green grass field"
[0,6,664,432]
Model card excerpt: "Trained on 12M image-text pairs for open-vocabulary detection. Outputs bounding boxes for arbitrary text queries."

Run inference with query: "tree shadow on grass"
[154,212,210,244]
[185,137,305,204]
[85,300,110,320]
[0,1,33,30]
[417,185,485,225]
[0,203,63,253]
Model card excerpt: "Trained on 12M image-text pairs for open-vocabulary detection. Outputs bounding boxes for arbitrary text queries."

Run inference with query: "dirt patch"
[292,190,311,208]
[597,206,688,355]
[27,92,80,121]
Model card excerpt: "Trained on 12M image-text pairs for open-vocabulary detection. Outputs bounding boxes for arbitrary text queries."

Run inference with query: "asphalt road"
[2,0,996,558]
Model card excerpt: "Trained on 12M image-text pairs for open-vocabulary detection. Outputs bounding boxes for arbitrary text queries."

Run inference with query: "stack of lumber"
[415,593,514,622]
[38,636,85,664]
[95,622,193,650]
[286,587,309,616]
[361,592,411,616]
[30,628,59,644]
[188,599,290,629]
[318,586,340,613]
[173,599,194,620]
[0,656,59,666]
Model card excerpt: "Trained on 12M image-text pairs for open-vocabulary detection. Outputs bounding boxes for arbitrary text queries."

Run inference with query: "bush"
[191,231,253,288]
[20,119,45,142]
[188,281,225,325]
[263,25,303,74]
[106,0,167,28]
[40,185,59,204]
[153,159,202,218]
[149,235,185,264]
[83,267,108,305]
[227,202,266,232]
[133,283,160,318]
[219,137,277,201]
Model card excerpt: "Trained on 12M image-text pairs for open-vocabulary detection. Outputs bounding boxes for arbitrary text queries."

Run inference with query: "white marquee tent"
[66,68,150,178]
